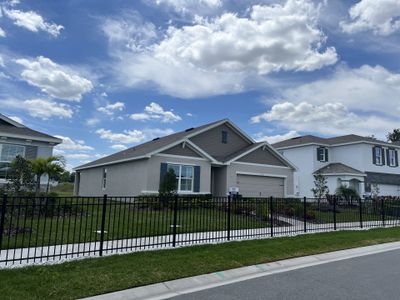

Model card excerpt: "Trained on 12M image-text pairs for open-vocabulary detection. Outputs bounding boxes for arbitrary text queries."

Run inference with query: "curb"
[82,241,400,300]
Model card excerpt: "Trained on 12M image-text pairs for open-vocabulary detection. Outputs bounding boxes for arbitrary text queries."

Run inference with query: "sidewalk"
[1,220,396,268]
[81,241,400,300]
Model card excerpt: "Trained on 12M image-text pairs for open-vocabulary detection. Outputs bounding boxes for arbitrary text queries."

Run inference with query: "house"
[74,119,296,197]
[0,113,62,186]
[273,135,400,198]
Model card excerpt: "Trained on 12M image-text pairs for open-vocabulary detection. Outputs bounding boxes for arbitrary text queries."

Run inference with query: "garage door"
[236,174,284,197]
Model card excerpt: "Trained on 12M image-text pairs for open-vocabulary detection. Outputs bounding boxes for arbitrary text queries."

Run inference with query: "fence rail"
[1,194,399,266]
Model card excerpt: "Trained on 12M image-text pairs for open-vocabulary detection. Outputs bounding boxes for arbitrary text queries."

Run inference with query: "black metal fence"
[1,194,399,266]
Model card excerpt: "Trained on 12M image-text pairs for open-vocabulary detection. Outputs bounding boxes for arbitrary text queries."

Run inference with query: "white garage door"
[236,174,285,197]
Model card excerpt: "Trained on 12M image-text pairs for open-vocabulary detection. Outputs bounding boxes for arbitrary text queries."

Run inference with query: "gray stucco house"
[74,119,296,197]
[0,113,62,186]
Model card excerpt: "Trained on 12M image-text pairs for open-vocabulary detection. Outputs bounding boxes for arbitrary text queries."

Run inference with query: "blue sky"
[1,0,400,169]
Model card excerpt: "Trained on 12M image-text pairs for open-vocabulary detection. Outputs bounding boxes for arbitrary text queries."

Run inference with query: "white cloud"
[110,144,128,151]
[130,102,182,123]
[254,130,299,144]
[62,153,91,160]
[86,118,100,126]
[186,112,193,117]
[104,0,337,98]
[15,56,93,101]
[97,101,125,115]
[24,99,73,119]
[96,127,174,144]
[8,115,23,124]
[3,8,64,37]
[54,135,94,151]
[341,0,400,36]
[0,27,6,37]
[148,0,222,15]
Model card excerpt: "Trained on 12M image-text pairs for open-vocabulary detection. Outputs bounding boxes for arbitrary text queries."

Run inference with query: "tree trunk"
[46,178,50,195]
[35,174,41,196]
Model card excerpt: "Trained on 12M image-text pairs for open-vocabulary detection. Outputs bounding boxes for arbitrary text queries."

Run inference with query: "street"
[172,249,400,300]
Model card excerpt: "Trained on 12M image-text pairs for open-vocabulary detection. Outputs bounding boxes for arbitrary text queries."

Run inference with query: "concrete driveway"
[172,249,400,300]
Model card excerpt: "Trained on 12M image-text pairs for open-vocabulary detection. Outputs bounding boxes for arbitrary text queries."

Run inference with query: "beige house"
[74,119,296,197]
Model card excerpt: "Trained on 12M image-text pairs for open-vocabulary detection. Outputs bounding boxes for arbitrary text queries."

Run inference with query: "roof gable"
[160,142,202,158]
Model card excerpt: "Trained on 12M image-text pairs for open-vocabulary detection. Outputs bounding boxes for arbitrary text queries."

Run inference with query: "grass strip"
[1,227,400,300]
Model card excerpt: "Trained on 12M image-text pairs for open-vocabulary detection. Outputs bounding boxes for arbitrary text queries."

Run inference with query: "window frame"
[221,130,228,144]
[318,147,328,162]
[375,147,383,165]
[388,149,396,167]
[0,143,25,163]
[168,164,194,193]
[102,168,107,190]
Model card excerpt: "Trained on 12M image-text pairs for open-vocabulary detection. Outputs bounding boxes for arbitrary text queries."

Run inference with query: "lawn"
[1,227,400,299]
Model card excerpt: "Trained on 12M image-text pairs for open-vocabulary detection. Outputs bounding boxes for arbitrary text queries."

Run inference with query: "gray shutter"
[382,148,385,165]
[324,148,329,162]
[372,147,376,164]
[317,148,322,161]
[395,150,399,167]
[386,149,390,165]
[25,145,38,160]
[193,166,200,193]
[159,163,168,188]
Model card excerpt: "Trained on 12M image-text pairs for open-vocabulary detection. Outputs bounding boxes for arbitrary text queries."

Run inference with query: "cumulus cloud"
[130,102,182,123]
[97,101,125,115]
[0,27,5,37]
[341,0,400,35]
[96,127,174,144]
[147,0,222,16]
[103,0,337,98]
[86,118,100,126]
[8,115,23,124]
[110,144,128,151]
[24,99,73,119]
[15,56,93,101]
[54,135,94,151]
[3,8,64,37]
[254,130,299,144]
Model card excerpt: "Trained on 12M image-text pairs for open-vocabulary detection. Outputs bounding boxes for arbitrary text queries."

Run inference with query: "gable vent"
[185,127,194,132]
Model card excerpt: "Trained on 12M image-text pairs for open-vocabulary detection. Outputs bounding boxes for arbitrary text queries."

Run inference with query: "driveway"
[172,249,400,300]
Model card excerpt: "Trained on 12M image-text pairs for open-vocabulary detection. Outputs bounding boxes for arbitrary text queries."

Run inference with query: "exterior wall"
[145,155,212,194]
[228,162,294,197]
[189,124,251,160]
[237,147,286,166]
[212,166,227,197]
[160,143,201,157]
[78,159,148,196]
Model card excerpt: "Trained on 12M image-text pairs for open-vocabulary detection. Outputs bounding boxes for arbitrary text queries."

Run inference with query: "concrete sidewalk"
[81,241,400,300]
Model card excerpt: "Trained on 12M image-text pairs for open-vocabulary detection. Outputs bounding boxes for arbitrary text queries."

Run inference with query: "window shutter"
[193,166,200,193]
[317,148,322,161]
[159,163,168,188]
[386,149,390,166]
[372,147,376,164]
[25,145,38,160]
[382,148,385,165]
[396,150,399,167]
[324,148,329,162]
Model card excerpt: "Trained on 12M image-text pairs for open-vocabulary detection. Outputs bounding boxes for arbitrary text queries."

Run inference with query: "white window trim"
[168,164,194,193]
[318,147,328,162]
[375,147,383,165]
[0,143,26,163]
[388,149,396,167]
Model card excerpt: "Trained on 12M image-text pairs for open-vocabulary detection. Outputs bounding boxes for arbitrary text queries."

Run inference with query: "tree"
[159,168,177,196]
[335,185,359,205]
[387,128,400,143]
[46,163,65,194]
[311,173,329,204]
[5,155,34,194]
[31,156,65,195]
[371,183,380,199]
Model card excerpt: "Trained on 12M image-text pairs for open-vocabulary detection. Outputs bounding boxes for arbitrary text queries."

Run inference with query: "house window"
[375,147,383,165]
[388,149,396,167]
[221,131,228,144]
[0,143,25,179]
[317,147,328,162]
[102,168,107,189]
[168,164,194,192]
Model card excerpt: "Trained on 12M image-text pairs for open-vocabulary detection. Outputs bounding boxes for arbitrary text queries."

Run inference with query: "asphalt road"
[172,249,400,300]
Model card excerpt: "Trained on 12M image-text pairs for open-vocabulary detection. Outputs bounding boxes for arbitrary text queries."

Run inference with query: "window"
[388,149,396,167]
[317,147,328,162]
[375,147,383,165]
[168,164,194,192]
[102,168,107,189]
[0,144,25,179]
[221,131,228,144]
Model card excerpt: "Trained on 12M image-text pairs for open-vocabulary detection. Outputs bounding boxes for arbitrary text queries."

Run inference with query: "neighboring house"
[0,113,62,187]
[273,135,400,198]
[74,119,296,197]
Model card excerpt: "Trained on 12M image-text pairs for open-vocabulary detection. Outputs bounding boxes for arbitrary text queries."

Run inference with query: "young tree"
[159,168,177,196]
[5,155,34,194]
[311,173,329,205]
[31,156,65,195]
[371,183,380,199]
[387,128,400,143]
[46,163,65,194]
[335,185,359,205]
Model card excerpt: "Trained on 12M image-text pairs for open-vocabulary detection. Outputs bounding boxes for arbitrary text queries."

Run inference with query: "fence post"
[99,194,107,257]
[227,195,231,241]
[381,197,385,227]
[270,196,273,237]
[172,194,178,247]
[0,194,7,253]
[303,197,307,233]
[359,197,363,229]
[333,196,337,230]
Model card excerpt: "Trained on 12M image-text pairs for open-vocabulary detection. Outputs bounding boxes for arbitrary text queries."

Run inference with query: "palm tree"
[31,156,65,195]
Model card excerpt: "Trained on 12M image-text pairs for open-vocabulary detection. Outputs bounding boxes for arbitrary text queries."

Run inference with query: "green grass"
[49,182,74,196]
[1,227,400,299]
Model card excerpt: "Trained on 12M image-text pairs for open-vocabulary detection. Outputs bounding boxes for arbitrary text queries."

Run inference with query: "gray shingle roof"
[75,119,226,170]
[273,134,398,149]
[0,114,61,143]
[314,163,364,175]
[220,142,263,163]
